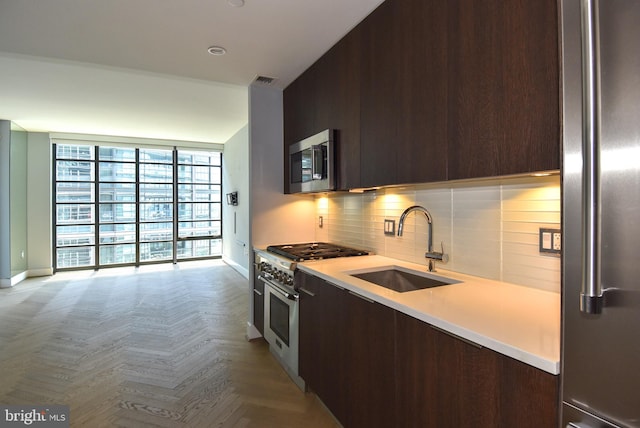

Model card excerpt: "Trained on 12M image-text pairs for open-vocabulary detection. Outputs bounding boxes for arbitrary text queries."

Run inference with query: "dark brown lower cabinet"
[252,269,264,335]
[297,272,347,424]
[395,312,559,428]
[297,272,559,427]
[344,291,396,428]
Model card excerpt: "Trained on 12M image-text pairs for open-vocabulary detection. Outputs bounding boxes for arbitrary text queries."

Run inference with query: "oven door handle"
[259,275,299,301]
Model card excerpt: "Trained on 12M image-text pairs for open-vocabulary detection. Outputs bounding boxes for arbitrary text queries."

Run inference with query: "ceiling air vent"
[253,75,277,85]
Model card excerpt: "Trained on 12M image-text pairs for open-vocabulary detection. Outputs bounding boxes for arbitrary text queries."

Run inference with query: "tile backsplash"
[315,175,560,293]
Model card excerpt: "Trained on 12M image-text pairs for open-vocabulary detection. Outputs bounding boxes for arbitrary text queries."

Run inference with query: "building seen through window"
[54,144,222,270]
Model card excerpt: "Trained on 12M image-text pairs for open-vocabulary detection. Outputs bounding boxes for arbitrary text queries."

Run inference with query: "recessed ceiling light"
[227,0,245,7]
[207,46,227,56]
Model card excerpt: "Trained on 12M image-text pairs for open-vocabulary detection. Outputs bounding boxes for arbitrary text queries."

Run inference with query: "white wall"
[27,132,53,276]
[10,128,28,277]
[222,125,250,278]
[315,175,561,293]
[0,120,10,281]
[249,84,315,248]
[246,83,316,338]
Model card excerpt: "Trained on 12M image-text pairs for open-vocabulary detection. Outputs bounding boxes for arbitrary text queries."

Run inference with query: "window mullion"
[173,147,179,264]
[135,148,140,266]
[52,144,58,272]
[94,145,99,270]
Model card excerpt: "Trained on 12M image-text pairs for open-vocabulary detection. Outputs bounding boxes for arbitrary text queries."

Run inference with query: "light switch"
[539,228,561,255]
[384,219,395,236]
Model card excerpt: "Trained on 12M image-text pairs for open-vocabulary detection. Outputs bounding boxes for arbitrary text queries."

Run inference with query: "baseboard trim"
[0,268,54,288]
[246,322,263,341]
[28,267,54,277]
[0,271,28,288]
[223,256,249,279]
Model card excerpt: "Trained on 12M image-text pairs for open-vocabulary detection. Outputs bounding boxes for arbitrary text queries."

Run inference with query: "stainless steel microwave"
[288,129,335,193]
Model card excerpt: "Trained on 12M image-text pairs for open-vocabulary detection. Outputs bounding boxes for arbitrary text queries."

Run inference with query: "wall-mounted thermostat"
[226,192,238,206]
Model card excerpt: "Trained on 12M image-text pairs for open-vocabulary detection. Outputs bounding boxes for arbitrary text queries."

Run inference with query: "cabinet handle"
[348,290,375,304]
[299,287,315,297]
[579,0,604,314]
[430,325,482,349]
[253,288,263,296]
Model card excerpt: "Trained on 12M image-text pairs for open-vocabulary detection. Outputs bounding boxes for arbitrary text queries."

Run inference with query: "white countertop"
[296,255,560,375]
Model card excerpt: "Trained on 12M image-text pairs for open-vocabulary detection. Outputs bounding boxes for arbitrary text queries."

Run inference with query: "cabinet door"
[296,271,347,424]
[359,0,399,188]
[394,0,448,184]
[283,66,318,194]
[344,291,396,428]
[315,30,362,191]
[252,270,264,335]
[447,0,560,179]
[283,65,319,146]
[395,312,558,427]
[496,355,559,427]
[360,0,449,188]
[396,312,498,426]
[283,29,361,191]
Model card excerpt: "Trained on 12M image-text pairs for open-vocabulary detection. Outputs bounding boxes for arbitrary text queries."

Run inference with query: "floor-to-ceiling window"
[176,150,222,259]
[54,144,222,271]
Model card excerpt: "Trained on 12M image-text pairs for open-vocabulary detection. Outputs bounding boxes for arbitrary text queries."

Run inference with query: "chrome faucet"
[397,205,447,272]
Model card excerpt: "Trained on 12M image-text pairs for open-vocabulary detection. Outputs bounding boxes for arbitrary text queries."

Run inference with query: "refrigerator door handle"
[580,0,604,314]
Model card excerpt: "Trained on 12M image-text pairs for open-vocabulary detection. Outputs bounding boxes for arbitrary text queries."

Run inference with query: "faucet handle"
[425,241,448,263]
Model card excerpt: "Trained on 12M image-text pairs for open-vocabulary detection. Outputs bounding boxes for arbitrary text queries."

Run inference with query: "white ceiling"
[0,0,384,144]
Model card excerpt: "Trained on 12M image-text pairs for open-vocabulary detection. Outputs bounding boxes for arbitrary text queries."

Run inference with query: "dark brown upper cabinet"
[358,0,399,188]
[360,0,449,188]
[283,0,560,190]
[446,0,560,179]
[283,26,361,192]
[394,0,449,185]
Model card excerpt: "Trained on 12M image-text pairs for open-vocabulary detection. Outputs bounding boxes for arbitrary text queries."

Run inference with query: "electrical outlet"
[553,232,561,250]
[539,228,561,255]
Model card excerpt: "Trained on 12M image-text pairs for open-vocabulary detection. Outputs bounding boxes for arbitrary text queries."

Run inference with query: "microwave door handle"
[580,0,604,314]
[311,145,323,180]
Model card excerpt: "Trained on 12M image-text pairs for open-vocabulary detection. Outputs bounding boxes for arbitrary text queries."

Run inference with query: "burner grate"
[266,242,368,261]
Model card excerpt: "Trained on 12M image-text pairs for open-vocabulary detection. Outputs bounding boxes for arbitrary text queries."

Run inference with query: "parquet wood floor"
[0,260,339,427]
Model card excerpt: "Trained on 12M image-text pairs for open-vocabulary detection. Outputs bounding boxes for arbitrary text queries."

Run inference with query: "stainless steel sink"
[349,266,459,293]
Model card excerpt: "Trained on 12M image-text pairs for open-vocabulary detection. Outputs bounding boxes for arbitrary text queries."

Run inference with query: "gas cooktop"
[266,242,369,262]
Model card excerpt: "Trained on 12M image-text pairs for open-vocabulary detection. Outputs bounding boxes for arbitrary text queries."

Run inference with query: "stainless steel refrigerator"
[561,0,640,427]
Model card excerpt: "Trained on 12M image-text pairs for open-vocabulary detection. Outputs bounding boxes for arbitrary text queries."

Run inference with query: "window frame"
[53,144,223,271]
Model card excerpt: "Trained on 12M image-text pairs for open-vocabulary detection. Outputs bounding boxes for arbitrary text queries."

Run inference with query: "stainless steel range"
[254,242,369,390]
